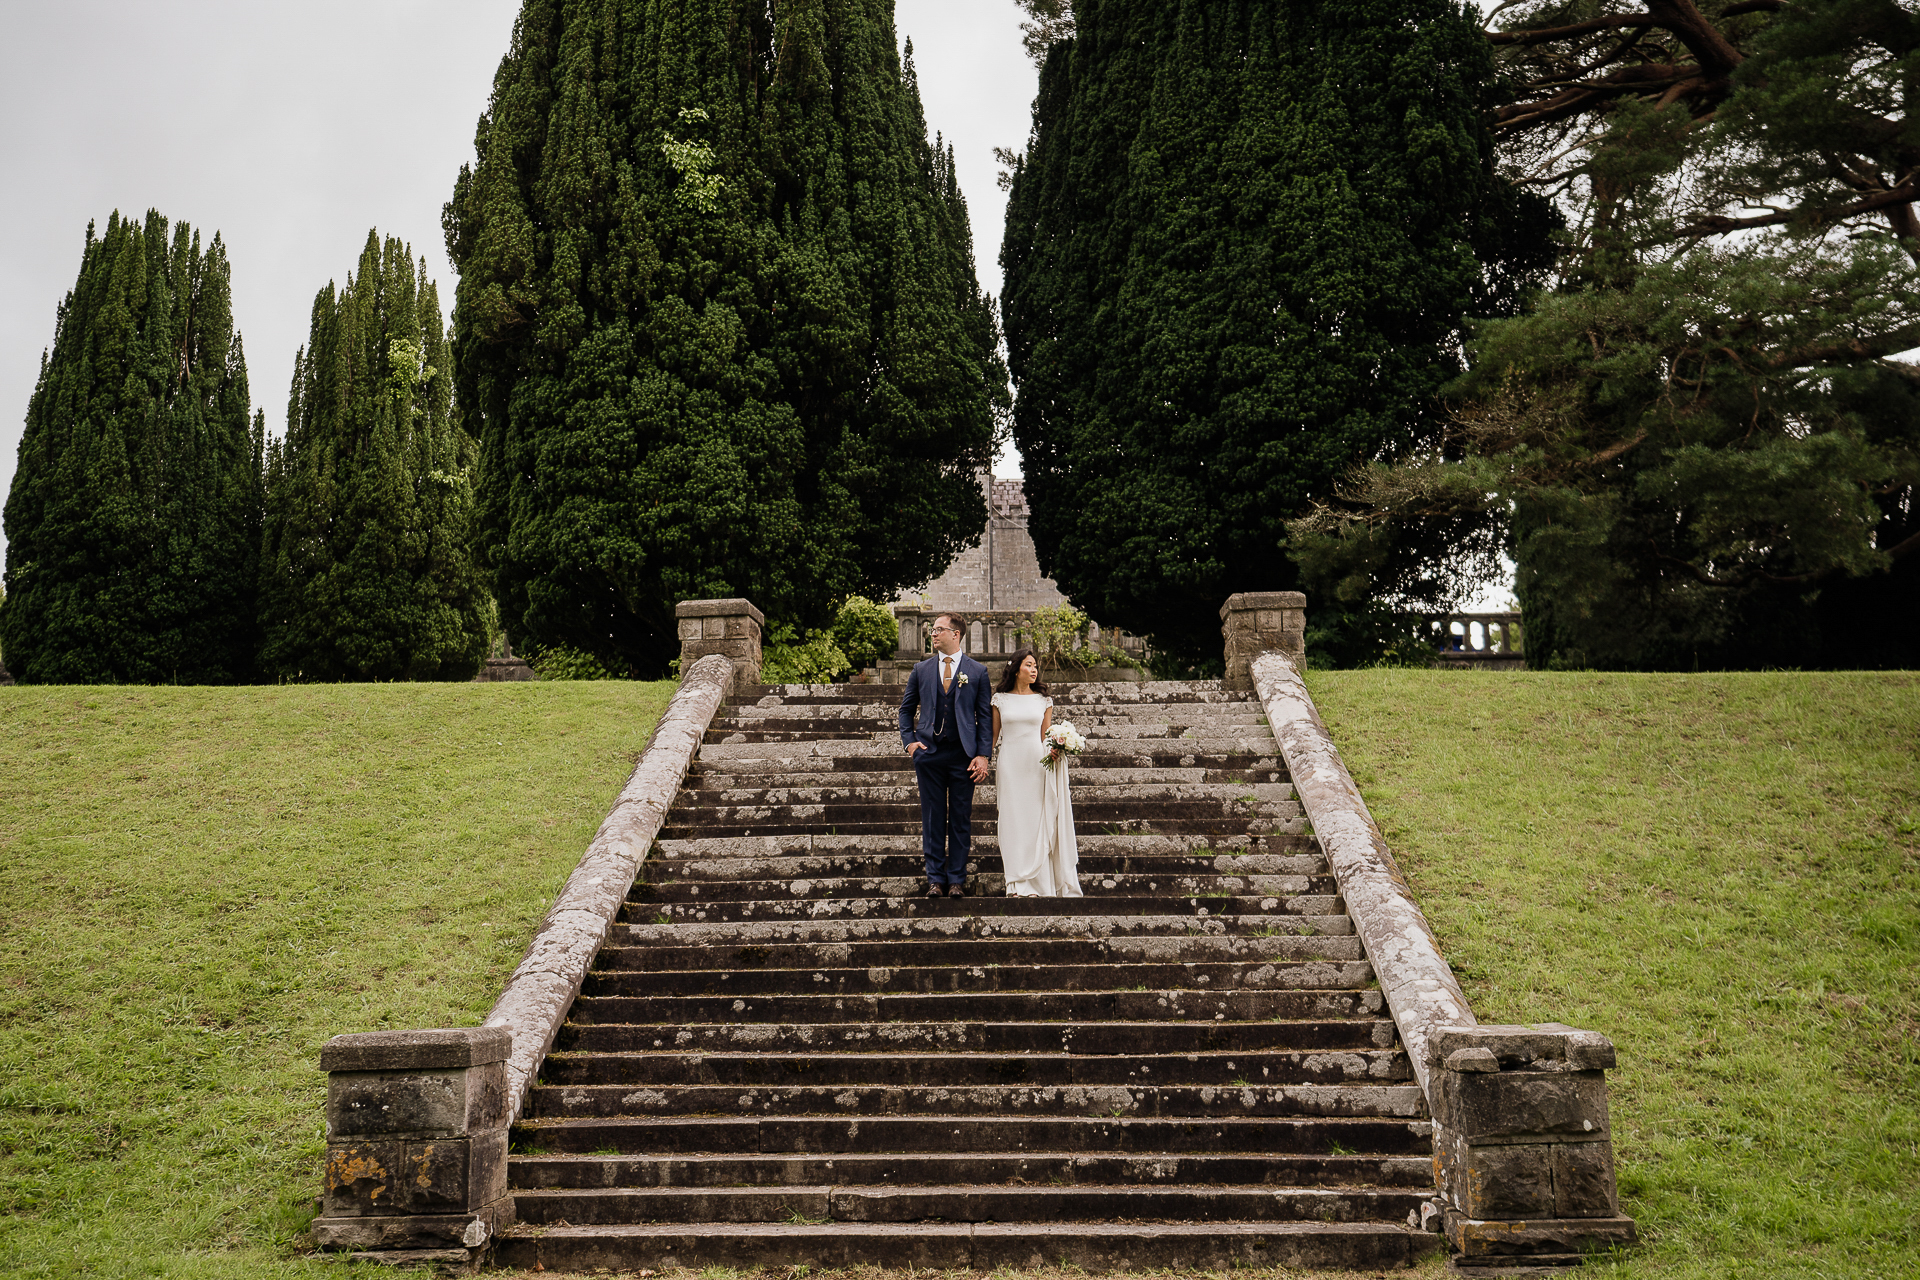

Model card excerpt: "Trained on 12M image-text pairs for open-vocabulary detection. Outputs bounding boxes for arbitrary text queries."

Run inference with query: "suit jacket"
[899,653,993,760]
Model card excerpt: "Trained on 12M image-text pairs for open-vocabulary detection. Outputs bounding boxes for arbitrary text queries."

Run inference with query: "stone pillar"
[1429,1024,1638,1268]
[1220,591,1306,691]
[676,598,763,686]
[313,1027,514,1267]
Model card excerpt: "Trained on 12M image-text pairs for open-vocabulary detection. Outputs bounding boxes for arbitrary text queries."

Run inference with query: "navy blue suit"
[898,652,993,886]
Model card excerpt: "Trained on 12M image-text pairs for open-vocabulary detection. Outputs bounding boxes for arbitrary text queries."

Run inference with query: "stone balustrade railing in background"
[1434,612,1525,670]
[890,607,1149,679]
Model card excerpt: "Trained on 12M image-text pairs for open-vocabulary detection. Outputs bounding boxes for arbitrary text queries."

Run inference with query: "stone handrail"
[1249,648,1634,1264]
[481,652,736,1122]
[1248,651,1473,1093]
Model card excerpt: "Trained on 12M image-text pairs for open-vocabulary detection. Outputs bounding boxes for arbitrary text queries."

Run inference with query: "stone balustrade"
[1434,612,1525,670]
[1220,592,1306,691]
[676,598,764,685]
[891,607,1149,668]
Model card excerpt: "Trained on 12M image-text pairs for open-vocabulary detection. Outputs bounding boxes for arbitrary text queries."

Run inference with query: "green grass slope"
[0,673,1912,1279]
[1312,670,1919,1280]
[0,682,676,1279]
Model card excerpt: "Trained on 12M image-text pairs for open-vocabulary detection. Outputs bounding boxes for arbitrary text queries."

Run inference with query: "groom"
[898,613,992,897]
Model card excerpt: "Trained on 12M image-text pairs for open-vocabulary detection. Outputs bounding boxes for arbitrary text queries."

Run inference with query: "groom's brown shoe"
[926,883,944,898]
[948,884,966,898]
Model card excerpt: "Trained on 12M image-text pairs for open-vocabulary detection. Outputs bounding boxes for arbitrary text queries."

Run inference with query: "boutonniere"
[957,673,969,686]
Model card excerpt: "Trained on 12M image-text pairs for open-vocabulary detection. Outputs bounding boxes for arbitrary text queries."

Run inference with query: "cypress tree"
[1,211,264,684]
[258,231,490,682]
[1002,0,1537,663]
[445,0,1006,675]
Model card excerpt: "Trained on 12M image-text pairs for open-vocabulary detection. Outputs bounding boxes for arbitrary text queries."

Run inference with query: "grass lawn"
[0,671,1913,1279]
[1312,669,1919,1280]
[0,681,677,1279]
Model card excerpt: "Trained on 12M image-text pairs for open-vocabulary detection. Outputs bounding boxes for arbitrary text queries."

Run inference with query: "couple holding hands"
[899,612,1082,899]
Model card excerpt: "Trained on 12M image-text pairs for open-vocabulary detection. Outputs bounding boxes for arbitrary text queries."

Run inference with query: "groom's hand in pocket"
[968,756,989,783]
[906,741,927,758]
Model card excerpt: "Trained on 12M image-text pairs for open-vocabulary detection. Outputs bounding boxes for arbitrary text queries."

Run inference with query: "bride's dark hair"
[995,647,1049,696]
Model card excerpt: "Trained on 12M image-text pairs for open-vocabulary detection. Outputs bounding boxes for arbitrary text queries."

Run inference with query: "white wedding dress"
[992,691,1081,897]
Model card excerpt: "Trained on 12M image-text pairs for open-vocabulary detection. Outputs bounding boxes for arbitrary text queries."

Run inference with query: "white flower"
[957,673,969,686]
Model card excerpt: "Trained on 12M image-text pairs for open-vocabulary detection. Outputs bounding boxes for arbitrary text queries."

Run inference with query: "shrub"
[530,645,618,681]
[760,622,852,685]
[833,596,899,670]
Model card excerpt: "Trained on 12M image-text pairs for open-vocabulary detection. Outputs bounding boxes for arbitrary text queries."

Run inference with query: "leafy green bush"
[1030,604,1094,670]
[529,645,618,681]
[760,622,852,685]
[833,596,899,670]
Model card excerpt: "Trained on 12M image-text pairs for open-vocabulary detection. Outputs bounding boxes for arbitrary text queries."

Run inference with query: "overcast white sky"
[0,0,1040,571]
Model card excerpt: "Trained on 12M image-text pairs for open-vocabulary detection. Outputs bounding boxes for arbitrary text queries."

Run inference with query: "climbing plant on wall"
[445,0,1008,677]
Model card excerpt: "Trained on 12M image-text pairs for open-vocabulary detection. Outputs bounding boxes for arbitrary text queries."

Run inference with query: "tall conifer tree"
[258,232,490,682]
[1002,0,1546,662]
[2,211,264,684]
[445,0,1007,675]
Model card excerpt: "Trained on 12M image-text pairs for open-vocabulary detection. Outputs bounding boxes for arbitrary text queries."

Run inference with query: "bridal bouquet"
[1041,721,1086,771]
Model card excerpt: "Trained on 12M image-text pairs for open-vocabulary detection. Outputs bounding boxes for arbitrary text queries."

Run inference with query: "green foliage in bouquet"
[832,596,899,670]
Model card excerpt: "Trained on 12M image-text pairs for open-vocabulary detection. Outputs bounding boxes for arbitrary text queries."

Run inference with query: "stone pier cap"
[320,1027,511,1074]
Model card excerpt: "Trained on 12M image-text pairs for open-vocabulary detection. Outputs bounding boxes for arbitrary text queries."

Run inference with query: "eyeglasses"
[930,625,960,634]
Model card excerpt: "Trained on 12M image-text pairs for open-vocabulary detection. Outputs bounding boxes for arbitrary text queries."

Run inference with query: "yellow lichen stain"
[326,1148,389,1201]
[414,1144,438,1187]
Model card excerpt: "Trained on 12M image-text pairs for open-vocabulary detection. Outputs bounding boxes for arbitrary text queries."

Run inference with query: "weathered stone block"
[326,1060,507,1139]
[1435,1068,1610,1143]
[1433,1023,1616,1073]
[678,618,703,641]
[324,1140,405,1216]
[1456,1142,1553,1220]
[312,1199,514,1251]
[1552,1141,1620,1217]
[1448,1211,1638,1259]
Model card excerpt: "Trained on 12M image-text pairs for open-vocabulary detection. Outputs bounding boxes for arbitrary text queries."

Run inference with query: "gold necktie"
[942,657,952,692]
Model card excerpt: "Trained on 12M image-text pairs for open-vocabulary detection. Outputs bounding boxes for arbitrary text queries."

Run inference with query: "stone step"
[656,817,1304,840]
[730,683,1248,704]
[698,738,1282,763]
[512,1113,1429,1155]
[629,894,1342,925]
[491,1219,1437,1273]
[653,832,1320,860]
[713,710,1275,731]
[707,722,1275,744]
[556,1018,1399,1056]
[509,1151,1435,1191]
[629,875,1335,904]
[690,751,1284,777]
[663,796,1301,822]
[511,1183,1428,1226]
[526,1082,1425,1121]
[593,933,1365,972]
[537,1049,1412,1089]
[613,914,1355,947]
[566,988,1382,1026]
[673,782,1298,806]
[689,766,1292,790]
[581,958,1372,997]
[647,852,1326,882]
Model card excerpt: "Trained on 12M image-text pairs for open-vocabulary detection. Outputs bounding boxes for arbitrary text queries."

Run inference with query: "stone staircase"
[493,679,1441,1271]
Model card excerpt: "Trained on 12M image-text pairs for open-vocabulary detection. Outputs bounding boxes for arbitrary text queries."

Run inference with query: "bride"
[990,648,1082,897]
